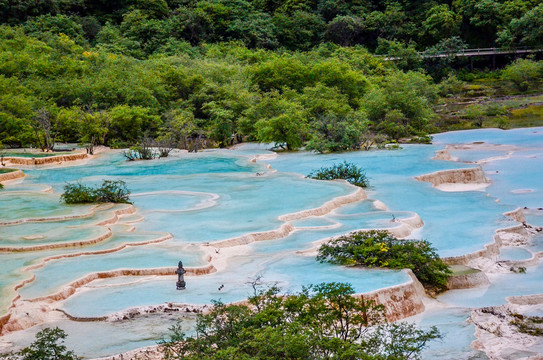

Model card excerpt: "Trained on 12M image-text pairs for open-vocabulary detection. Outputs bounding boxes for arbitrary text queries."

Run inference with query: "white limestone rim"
[0,169,26,184]
[429,144,543,357]
[0,161,371,335]
[443,207,542,271]
[295,212,424,257]
[0,202,126,226]
[433,144,520,165]
[0,199,426,338]
[78,269,427,360]
[435,183,490,192]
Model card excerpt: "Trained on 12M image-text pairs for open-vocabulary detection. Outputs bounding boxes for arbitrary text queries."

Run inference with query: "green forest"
[0,0,542,152]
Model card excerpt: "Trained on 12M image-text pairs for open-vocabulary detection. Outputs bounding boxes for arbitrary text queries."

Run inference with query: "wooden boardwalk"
[382,46,543,61]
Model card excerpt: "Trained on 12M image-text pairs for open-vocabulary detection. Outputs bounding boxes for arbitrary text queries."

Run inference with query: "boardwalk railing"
[379,46,543,61]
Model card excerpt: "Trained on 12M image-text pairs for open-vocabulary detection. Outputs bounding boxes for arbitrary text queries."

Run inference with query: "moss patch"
[450,265,480,276]
[507,105,543,128]
[510,313,543,337]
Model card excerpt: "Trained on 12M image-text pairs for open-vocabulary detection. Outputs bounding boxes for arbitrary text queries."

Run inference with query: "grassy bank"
[434,70,543,132]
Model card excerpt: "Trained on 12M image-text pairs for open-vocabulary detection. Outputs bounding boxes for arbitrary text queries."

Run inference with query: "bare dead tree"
[0,145,5,166]
[361,131,376,151]
[155,135,176,158]
[31,108,57,152]
[188,132,206,153]
[361,131,389,151]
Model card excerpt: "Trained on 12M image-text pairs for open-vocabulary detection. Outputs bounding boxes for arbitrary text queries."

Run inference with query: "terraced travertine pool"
[0,127,542,359]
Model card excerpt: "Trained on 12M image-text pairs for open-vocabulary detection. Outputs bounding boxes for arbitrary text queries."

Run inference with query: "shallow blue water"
[499,247,533,261]
[417,307,487,360]
[433,127,543,148]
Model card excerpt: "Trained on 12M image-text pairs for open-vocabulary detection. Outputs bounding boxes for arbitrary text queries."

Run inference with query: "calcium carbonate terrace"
[0,127,542,359]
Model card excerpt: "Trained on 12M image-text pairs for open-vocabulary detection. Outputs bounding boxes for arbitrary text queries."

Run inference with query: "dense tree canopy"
[0,1,540,152]
[160,282,442,359]
[2,0,541,54]
[0,25,441,151]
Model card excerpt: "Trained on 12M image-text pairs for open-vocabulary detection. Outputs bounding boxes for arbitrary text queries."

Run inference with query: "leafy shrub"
[60,183,97,203]
[94,180,132,203]
[122,137,163,160]
[19,327,79,360]
[385,143,403,150]
[109,139,131,149]
[502,59,543,92]
[510,105,543,124]
[484,104,508,117]
[133,145,156,160]
[496,116,510,130]
[461,104,485,128]
[437,74,464,97]
[409,135,433,144]
[61,180,131,204]
[307,161,369,187]
[317,230,451,292]
[305,112,368,153]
